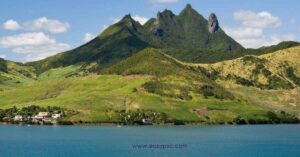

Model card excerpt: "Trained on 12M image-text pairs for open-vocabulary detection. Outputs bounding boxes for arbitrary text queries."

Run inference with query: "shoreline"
[1,121,299,126]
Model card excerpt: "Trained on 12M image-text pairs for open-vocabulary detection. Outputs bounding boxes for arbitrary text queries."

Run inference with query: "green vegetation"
[1,45,300,125]
[0,58,8,72]
[1,73,294,124]
[199,46,300,90]
[286,67,300,86]
[103,48,234,100]
[117,109,168,125]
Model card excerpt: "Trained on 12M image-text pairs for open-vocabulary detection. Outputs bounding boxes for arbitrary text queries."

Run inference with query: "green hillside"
[195,46,300,116]
[1,73,290,124]
[1,48,299,124]
[0,59,36,89]
[102,48,234,100]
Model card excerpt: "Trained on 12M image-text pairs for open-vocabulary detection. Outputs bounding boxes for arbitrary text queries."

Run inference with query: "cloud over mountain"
[224,10,294,48]
[83,33,95,42]
[233,10,281,28]
[0,32,70,61]
[2,17,70,33]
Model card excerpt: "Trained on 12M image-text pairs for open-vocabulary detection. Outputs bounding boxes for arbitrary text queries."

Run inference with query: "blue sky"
[0,0,299,62]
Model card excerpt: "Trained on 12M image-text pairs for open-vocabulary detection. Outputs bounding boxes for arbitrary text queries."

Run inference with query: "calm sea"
[0,125,299,157]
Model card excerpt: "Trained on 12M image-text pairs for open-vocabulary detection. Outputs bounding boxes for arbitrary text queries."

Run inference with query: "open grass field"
[0,74,277,124]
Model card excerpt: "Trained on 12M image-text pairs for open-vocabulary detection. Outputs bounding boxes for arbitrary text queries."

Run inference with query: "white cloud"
[0,32,71,61]
[23,17,70,33]
[233,10,281,28]
[15,43,70,61]
[0,32,55,47]
[83,33,95,42]
[100,15,149,33]
[151,0,179,3]
[0,54,6,59]
[224,27,262,39]
[101,24,109,32]
[224,10,295,48]
[132,15,149,25]
[233,33,295,48]
[3,20,21,30]
[2,17,70,33]
[113,15,149,25]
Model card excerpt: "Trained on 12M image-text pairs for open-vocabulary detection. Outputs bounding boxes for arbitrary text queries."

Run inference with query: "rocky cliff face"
[208,13,219,33]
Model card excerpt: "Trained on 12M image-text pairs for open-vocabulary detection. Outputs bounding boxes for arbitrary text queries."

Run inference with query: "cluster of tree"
[233,111,299,124]
[0,105,64,123]
[0,58,8,73]
[117,109,168,125]
[142,80,192,100]
[286,67,300,86]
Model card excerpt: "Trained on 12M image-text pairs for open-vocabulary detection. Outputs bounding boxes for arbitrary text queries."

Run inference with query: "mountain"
[27,4,244,74]
[1,4,300,124]
[144,4,243,51]
[28,14,150,74]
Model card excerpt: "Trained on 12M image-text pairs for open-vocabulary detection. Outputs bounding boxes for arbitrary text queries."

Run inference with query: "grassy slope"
[163,41,299,64]
[196,46,300,116]
[0,48,278,124]
[0,60,36,89]
[1,44,300,123]
[0,74,272,124]
[102,48,234,100]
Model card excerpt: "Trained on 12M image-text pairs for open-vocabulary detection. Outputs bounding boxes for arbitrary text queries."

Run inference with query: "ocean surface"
[0,124,299,157]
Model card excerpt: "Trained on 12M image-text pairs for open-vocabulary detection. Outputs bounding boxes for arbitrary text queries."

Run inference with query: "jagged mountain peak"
[158,9,175,17]
[208,13,219,33]
[99,13,142,39]
[179,3,202,17]
[185,3,193,10]
[117,14,141,27]
[28,4,245,73]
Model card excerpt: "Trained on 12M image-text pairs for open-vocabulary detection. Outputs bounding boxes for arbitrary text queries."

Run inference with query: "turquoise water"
[0,125,299,157]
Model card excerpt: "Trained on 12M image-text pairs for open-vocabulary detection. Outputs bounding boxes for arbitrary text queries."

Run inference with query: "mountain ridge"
[26,4,245,73]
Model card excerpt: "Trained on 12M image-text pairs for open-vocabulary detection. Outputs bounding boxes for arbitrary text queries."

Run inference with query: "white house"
[51,114,61,119]
[14,115,23,121]
[38,112,50,117]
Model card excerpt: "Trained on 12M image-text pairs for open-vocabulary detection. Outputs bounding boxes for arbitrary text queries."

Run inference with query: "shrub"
[286,67,300,86]
[267,75,293,89]
[235,77,254,86]
[233,116,247,124]
[200,85,214,97]
[266,111,280,123]
[0,58,8,73]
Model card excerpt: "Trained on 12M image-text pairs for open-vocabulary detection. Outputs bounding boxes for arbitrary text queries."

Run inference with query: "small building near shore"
[38,112,50,117]
[14,115,23,121]
[51,114,61,119]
